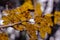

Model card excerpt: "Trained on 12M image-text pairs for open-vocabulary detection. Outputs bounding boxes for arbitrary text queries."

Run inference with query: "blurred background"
[0,0,60,40]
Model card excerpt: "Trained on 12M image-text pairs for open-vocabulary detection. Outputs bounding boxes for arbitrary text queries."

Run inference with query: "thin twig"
[0,22,21,28]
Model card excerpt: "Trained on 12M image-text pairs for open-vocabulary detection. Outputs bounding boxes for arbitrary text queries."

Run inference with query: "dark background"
[0,0,25,9]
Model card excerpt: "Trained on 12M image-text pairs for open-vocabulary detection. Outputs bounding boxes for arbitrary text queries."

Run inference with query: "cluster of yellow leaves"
[0,33,9,40]
[13,21,38,40]
[2,11,32,25]
[34,3,42,17]
[2,0,33,24]
[54,11,60,24]
[1,0,56,40]
[34,15,52,39]
[13,24,25,31]
[34,2,53,39]
[24,23,38,40]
